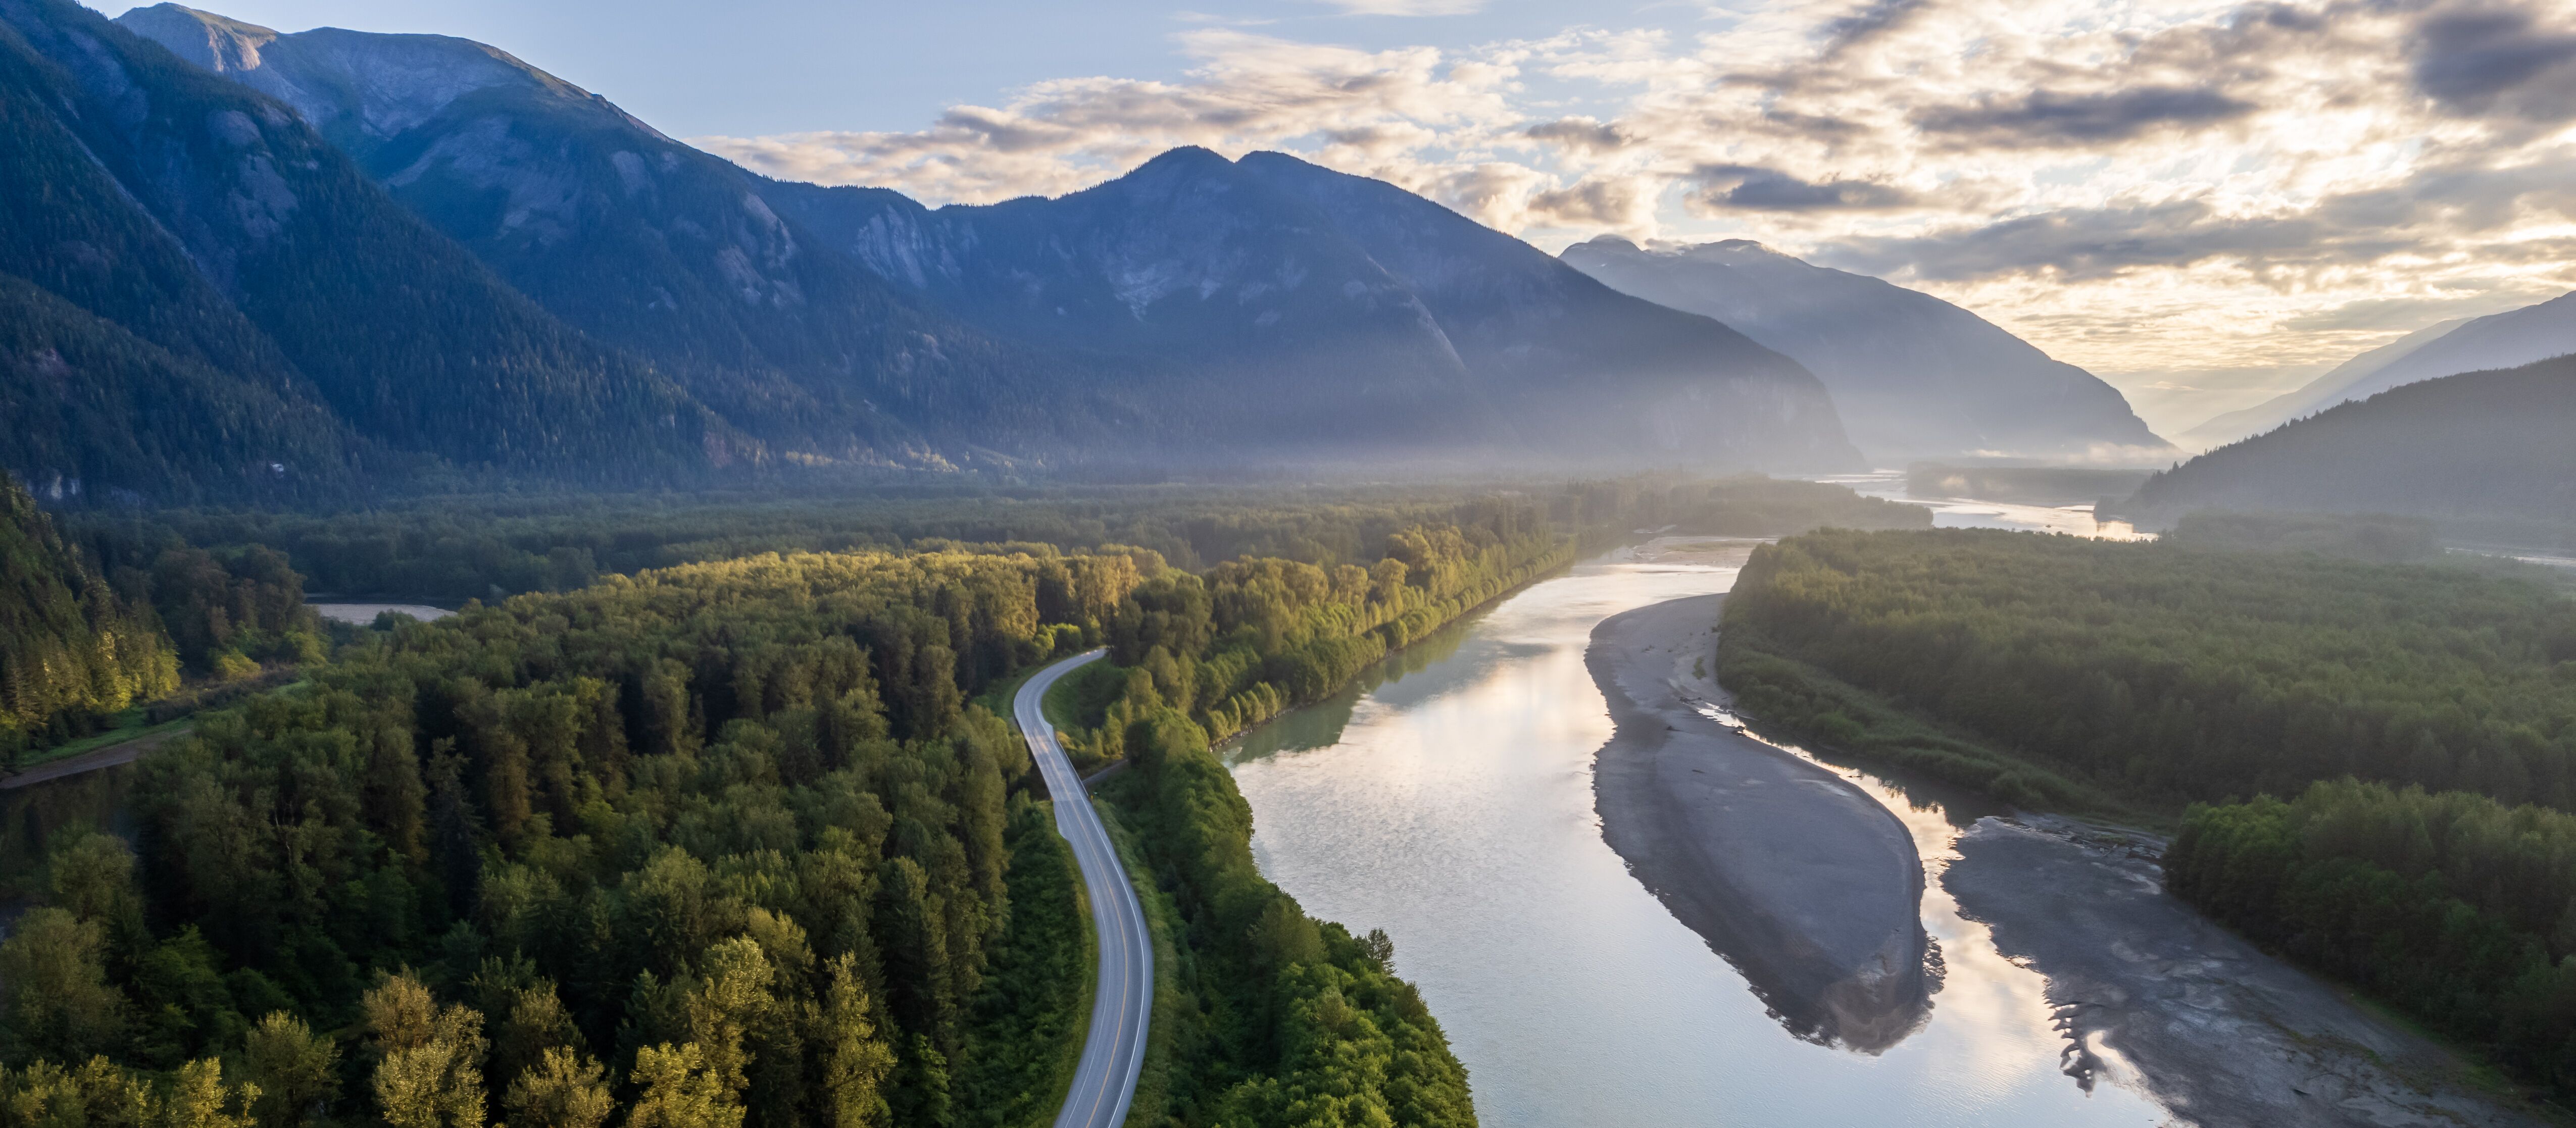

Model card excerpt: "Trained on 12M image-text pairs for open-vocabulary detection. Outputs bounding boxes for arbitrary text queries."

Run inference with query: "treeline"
[1719,528,2576,810]
[2156,510,2442,564]
[0,547,1141,1125]
[0,474,175,759]
[3,469,328,767]
[1104,711,1473,1126]
[2168,782,2576,1097]
[0,526,1503,1125]
[1069,511,1573,757]
[65,474,1925,603]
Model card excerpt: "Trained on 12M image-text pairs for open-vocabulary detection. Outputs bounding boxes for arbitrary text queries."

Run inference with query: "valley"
[6,1,2575,1125]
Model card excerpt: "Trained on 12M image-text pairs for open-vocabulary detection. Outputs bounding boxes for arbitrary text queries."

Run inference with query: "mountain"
[117,3,1115,466]
[2115,355,2576,546]
[2179,292,2576,449]
[764,150,1859,470]
[109,4,1858,476]
[1559,236,2168,464]
[0,0,732,503]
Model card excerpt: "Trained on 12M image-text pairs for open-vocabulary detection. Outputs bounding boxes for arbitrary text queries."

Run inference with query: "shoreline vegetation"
[1717,526,2576,1105]
[0,472,1926,1126]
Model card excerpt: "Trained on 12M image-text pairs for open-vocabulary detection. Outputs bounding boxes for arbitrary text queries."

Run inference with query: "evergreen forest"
[0,470,1923,1126]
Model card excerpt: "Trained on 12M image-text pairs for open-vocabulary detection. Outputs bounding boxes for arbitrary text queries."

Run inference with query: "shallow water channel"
[1224,542,2177,1127]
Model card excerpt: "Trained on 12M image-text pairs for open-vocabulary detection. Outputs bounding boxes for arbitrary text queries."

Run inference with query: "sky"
[87,0,2576,433]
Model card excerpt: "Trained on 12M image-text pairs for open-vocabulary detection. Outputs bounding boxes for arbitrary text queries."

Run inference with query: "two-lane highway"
[1015,650,1152,1128]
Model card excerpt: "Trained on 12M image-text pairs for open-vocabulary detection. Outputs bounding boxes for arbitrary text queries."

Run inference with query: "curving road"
[1015,650,1152,1128]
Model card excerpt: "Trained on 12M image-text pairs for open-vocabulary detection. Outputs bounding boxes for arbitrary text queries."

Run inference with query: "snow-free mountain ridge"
[2179,291,2576,449]
[1561,236,2169,464]
[112,3,1862,478]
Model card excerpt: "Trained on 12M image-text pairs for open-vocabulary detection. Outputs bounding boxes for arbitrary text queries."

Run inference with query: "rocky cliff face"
[1562,236,2168,464]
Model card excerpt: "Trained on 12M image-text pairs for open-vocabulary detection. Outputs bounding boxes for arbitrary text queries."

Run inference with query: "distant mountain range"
[1560,237,2168,463]
[762,150,1856,469]
[5,0,2198,502]
[2178,291,2576,450]
[0,1,1877,501]
[2118,355,2576,547]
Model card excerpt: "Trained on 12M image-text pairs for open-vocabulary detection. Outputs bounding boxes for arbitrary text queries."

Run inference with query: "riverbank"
[1616,591,2556,1126]
[1588,592,1931,1050]
[1946,816,2559,1127]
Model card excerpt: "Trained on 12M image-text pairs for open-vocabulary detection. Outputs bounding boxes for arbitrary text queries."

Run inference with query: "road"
[1,725,191,790]
[1015,650,1152,1128]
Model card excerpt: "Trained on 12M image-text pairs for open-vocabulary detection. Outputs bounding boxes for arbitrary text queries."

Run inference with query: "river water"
[1821,470,2154,540]
[1224,541,2176,1127]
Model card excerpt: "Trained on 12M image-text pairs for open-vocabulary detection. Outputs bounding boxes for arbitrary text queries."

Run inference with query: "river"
[1223,540,2176,1127]
[1819,469,2154,540]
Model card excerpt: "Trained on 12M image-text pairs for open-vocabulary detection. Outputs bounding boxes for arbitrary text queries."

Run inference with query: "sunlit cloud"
[692,0,2576,390]
[1313,0,1488,14]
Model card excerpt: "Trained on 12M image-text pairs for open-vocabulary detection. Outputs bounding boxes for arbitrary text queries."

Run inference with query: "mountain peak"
[1135,145,1233,173]
[117,3,276,72]
[117,5,601,150]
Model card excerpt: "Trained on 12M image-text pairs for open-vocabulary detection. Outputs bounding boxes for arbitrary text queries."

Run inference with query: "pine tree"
[817,954,895,1128]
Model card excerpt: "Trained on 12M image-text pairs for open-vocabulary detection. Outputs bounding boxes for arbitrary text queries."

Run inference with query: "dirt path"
[2,725,190,790]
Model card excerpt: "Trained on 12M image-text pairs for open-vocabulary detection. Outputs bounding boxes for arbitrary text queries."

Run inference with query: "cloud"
[2273,289,2556,331]
[1815,0,1931,56]
[2410,6,2576,122]
[1913,87,2256,147]
[1313,0,1485,14]
[1814,201,2349,281]
[696,31,1522,206]
[1689,165,1917,212]
[692,0,2576,382]
[1526,177,1649,229]
[1523,116,1631,153]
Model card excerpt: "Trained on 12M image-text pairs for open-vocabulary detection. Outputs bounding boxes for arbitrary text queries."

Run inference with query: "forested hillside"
[0,0,731,503]
[0,474,176,763]
[1719,529,2576,811]
[2117,356,2576,548]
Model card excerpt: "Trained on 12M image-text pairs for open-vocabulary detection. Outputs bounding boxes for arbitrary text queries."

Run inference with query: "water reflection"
[1224,544,2173,1127]
[1818,471,2154,540]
